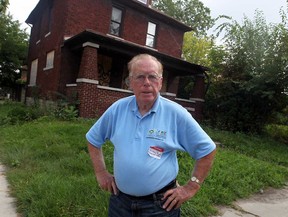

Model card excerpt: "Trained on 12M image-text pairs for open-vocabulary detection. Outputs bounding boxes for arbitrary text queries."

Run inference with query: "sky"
[201,0,287,24]
[7,0,288,34]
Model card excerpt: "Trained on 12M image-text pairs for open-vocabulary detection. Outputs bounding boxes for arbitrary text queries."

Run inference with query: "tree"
[0,12,29,93]
[152,0,214,36]
[0,0,9,13]
[205,10,288,132]
[182,31,214,66]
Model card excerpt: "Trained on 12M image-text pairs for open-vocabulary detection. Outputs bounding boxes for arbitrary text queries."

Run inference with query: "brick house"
[25,0,209,121]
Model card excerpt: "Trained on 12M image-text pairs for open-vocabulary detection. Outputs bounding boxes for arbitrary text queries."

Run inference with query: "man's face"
[129,57,163,107]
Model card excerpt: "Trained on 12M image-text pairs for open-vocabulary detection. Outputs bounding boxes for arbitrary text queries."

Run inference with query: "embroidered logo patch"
[147,129,167,140]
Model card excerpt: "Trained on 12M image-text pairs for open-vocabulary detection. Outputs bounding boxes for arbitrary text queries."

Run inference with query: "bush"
[51,104,78,121]
[264,124,288,144]
[5,106,43,124]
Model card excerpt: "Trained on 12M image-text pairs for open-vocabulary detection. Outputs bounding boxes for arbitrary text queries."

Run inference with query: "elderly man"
[86,54,216,217]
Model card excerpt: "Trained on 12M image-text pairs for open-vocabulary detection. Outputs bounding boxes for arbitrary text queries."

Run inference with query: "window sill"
[45,32,51,38]
[43,66,53,71]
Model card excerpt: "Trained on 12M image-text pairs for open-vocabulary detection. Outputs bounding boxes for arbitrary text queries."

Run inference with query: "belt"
[119,179,176,200]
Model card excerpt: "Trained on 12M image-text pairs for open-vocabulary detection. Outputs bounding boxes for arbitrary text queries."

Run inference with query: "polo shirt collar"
[130,94,160,116]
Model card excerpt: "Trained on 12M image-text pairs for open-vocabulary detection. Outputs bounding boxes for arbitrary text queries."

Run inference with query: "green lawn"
[0,102,287,217]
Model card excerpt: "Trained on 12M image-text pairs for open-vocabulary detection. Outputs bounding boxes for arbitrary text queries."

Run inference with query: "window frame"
[109,6,124,37]
[29,59,38,86]
[145,21,157,48]
[44,50,55,70]
[137,0,148,4]
[45,3,53,36]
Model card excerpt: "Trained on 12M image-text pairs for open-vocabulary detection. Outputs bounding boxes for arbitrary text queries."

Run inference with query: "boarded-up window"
[44,50,55,70]
[29,59,38,86]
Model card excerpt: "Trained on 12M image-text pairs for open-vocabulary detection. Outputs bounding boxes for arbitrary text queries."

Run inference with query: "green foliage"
[0,98,79,125]
[0,0,9,13]
[0,102,42,125]
[0,12,29,89]
[270,107,288,125]
[264,124,288,144]
[50,91,79,121]
[152,0,215,36]
[52,105,78,121]
[183,31,214,66]
[205,10,288,132]
[6,106,43,124]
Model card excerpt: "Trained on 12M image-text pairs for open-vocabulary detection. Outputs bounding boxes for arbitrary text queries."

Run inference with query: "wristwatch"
[191,176,201,185]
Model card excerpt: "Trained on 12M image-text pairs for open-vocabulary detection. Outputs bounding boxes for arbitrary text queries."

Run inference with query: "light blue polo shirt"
[86,95,216,196]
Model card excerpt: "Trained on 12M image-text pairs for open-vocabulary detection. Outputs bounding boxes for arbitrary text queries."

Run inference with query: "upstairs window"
[137,0,148,4]
[110,7,123,36]
[146,22,157,48]
[44,50,55,70]
[45,4,53,35]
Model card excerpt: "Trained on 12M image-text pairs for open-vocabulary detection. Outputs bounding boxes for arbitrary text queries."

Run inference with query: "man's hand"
[162,182,200,211]
[88,144,118,195]
[96,170,118,195]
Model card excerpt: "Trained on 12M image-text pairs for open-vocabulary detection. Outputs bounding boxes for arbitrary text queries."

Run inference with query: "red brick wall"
[64,0,111,35]
[63,0,185,57]
[95,88,133,117]
[27,0,67,100]
[122,4,184,57]
[70,84,200,120]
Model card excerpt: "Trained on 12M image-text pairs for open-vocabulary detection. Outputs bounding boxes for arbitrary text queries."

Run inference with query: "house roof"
[64,29,207,77]
[25,0,46,24]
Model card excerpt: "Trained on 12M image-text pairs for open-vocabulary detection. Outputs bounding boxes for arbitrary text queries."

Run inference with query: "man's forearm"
[191,149,216,184]
[88,143,106,174]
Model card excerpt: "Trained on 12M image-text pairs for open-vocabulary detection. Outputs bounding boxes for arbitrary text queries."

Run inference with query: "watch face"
[191,177,199,183]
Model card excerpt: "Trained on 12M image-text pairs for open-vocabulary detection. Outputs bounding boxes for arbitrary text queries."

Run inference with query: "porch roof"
[64,29,208,77]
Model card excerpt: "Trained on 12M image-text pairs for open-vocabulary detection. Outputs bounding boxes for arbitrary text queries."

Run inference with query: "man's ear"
[125,77,133,90]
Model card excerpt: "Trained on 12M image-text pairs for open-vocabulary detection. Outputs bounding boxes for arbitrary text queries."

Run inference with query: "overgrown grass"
[0,102,287,217]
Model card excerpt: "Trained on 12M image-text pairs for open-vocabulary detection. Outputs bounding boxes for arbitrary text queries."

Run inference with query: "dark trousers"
[108,192,180,217]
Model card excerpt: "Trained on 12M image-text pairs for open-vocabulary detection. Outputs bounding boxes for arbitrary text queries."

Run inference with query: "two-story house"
[25,0,209,121]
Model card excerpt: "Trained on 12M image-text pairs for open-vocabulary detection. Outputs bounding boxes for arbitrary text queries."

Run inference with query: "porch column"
[77,42,99,118]
[166,75,179,95]
[190,74,205,121]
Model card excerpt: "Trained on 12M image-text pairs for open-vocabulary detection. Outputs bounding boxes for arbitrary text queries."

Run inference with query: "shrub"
[51,104,78,121]
[5,106,43,124]
[264,124,288,144]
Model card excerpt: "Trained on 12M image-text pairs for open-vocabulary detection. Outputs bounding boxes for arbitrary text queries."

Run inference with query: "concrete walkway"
[211,184,288,217]
[0,164,18,217]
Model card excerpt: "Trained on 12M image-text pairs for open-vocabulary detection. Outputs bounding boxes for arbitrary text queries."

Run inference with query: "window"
[110,7,123,36]
[29,59,38,86]
[137,0,148,4]
[35,17,42,43]
[146,22,157,47]
[45,4,53,35]
[44,50,55,70]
